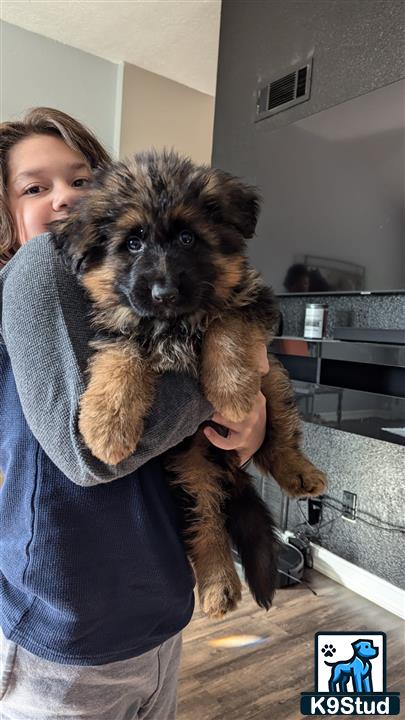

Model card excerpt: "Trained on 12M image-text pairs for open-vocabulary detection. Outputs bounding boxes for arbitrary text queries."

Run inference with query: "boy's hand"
[203,343,269,465]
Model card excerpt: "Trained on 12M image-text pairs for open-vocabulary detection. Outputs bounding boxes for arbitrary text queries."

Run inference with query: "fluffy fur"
[51,150,326,617]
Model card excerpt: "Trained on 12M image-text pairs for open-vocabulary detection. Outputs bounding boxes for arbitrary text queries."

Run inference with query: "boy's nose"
[52,186,77,212]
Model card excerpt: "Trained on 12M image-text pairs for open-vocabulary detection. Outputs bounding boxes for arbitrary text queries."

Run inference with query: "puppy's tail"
[224,472,280,610]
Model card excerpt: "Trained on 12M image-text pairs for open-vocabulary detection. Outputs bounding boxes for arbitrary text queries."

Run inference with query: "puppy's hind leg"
[224,468,280,610]
[254,355,326,497]
[166,432,242,619]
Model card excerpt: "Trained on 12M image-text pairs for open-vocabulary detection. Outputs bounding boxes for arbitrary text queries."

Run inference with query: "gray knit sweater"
[0,233,213,486]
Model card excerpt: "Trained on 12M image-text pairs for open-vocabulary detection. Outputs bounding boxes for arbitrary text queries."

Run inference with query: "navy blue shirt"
[0,345,195,664]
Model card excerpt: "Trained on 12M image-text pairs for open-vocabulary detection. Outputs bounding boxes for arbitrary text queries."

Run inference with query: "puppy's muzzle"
[151,282,179,305]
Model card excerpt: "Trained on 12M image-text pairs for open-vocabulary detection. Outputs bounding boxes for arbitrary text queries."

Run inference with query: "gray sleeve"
[0,234,212,486]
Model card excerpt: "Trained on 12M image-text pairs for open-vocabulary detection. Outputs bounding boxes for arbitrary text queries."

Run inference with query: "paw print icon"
[321,644,336,659]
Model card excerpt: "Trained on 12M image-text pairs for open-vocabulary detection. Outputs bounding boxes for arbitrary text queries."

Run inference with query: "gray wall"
[213,0,405,158]
[213,0,405,589]
[1,21,119,157]
[239,81,405,295]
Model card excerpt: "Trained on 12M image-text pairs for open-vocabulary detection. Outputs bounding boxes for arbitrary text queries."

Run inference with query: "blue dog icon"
[325,639,379,693]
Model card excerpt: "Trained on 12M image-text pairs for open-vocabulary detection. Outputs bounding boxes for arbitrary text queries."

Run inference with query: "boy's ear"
[199,169,261,239]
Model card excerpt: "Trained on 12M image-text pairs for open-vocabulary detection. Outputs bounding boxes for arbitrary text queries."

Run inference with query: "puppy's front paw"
[272,451,326,497]
[79,389,144,465]
[199,573,242,619]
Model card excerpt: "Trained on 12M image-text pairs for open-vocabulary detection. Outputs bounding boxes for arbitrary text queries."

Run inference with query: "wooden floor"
[177,570,404,720]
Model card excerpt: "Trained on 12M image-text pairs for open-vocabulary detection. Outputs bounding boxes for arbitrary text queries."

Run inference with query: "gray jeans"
[0,630,182,720]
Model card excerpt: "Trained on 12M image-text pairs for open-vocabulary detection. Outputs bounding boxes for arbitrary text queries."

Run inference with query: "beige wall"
[119,62,215,165]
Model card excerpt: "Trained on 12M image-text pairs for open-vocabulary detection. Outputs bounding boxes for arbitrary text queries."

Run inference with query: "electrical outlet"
[342,491,357,522]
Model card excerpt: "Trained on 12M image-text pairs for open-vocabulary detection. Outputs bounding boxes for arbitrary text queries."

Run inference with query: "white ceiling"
[2,0,222,96]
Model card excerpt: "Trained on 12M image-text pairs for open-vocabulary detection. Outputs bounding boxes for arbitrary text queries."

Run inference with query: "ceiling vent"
[255,59,313,122]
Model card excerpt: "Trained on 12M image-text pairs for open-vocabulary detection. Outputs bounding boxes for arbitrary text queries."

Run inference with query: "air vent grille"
[268,72,296,109]
[256,60,312,121]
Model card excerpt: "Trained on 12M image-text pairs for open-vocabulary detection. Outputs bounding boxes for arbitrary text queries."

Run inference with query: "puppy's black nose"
[151,283,179,304]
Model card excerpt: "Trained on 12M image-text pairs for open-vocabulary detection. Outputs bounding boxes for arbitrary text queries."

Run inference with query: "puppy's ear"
[49,206,89,276]
[49,165,112,276]
[199,169,261,239]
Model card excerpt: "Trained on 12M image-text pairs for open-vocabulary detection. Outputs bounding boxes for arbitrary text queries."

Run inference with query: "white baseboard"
[282,531,405,620]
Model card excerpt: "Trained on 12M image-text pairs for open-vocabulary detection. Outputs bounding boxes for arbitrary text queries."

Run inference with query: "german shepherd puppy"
[51,151,326,618]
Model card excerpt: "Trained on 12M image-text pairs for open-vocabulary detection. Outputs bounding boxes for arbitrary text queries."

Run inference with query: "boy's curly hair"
[0,107,111,266]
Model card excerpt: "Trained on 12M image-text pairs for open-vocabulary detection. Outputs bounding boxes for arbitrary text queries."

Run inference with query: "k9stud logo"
[300,632,400,715]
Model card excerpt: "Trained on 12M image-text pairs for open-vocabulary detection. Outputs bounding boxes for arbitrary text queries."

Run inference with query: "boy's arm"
[0,234,212,486]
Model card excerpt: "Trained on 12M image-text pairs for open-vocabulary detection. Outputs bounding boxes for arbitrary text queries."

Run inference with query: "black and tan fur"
[51,150,326,618]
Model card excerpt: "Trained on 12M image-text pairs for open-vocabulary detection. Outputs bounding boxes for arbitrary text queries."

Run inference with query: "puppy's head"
[50,150,260,324]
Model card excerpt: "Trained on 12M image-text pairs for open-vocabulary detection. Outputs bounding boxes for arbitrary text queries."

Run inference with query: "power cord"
[292,494,405,536]
[285,492,403,594]
[324,493,405,529]
[277,567,318,596]
[289,498,344,567]
[295,497,343,539]
[322,495,405,534]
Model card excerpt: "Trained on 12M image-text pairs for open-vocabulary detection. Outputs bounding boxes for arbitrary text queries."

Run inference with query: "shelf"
[271,336,405,369]
[269,336,405,445]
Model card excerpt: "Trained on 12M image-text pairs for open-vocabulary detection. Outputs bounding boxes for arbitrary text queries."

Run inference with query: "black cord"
[322,499,405,532]
[352,515,405,534]
[297,500,344,549]
[293,494,405,546]
[288,492,404,603]
[295,498,343,536]
[322,500,405,534]
[295,499,318,533]
[277,568,318,596]
[323,493,405,530]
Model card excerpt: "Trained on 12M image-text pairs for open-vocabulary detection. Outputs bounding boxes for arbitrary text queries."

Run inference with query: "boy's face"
[7,133,92,246]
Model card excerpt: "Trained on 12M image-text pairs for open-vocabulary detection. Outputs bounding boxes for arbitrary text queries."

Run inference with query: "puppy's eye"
[178,230,195,247]
[127,227,146,253]
[127,237,143,252]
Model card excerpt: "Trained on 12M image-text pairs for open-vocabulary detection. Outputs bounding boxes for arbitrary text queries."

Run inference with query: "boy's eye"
[72,178,91,188]
[23,178,90,195]
[24,185,44,195]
